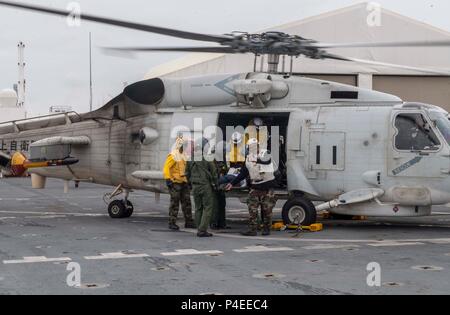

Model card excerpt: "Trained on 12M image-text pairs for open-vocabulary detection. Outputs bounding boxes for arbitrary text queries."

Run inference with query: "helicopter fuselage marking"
[1,139,34,153]
[214,74,242,96]
[392,156,423,176]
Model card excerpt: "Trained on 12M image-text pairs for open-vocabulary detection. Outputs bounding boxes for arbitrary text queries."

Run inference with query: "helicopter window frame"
[429,111,450,147]
[392,111,442,153]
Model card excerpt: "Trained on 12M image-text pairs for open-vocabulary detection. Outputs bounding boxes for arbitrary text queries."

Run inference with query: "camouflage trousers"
[246,189,277,232]
[168,183,194,225]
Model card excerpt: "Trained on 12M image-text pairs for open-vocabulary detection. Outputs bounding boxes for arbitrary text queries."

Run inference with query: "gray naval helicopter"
[2,1,450,226]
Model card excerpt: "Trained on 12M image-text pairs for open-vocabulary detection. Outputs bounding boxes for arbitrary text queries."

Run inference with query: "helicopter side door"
[388,110,449,178]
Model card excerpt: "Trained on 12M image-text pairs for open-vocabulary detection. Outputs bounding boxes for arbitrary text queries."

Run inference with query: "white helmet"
[231,132,243,145]
[251,117,265,128]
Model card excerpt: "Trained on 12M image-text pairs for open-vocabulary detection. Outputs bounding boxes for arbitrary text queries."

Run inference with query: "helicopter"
[2,1,450,226]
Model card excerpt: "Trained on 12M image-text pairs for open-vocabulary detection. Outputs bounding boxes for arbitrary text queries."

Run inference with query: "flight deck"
[1,178,449,295]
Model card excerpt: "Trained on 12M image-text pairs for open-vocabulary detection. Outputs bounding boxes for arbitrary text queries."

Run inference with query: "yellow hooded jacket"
[163,138,188,184]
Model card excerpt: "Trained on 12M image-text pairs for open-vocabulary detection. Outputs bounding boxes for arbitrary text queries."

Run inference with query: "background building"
[0,88,26,122]
[145,3,450,110]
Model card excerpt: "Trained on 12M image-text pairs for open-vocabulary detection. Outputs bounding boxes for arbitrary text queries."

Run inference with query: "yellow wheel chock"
[272,221,323,232]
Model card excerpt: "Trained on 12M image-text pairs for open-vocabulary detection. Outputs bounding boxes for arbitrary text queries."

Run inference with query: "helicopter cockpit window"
[434,113,450,146]
[394,113,441,151]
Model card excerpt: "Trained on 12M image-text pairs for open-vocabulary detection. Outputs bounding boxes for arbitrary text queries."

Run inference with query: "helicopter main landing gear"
[103,184,134,219]
[282,195,317,227]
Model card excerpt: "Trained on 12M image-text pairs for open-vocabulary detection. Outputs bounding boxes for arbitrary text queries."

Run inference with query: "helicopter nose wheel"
[104,184,134,219]
[282,195,317,226]
[108,200,134,219]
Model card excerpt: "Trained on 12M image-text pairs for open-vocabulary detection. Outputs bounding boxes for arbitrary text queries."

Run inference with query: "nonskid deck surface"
[0,178,450,295]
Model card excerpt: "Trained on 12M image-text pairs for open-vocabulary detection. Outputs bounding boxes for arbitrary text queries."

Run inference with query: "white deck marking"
[180,228,450,244]
[368,242,424,247]
[84,252,149,260]
[161,249,224,256]
[302,244,361,250]
[3,256,71,264]
[0,210,104,217]
[0,217,16,220]
[24,215,67,219]
[233,246,293,253]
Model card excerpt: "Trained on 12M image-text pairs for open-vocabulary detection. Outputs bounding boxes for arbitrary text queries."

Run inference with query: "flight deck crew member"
[211,159,228,230]
[163,137,196,231]
[186,138,219,237]
[247,117,269,151]
[222,132,246,187]
[227,132,246,166]
[226,138,277,236]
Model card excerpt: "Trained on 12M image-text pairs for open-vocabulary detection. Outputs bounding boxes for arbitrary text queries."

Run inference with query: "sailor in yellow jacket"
[163,137,196,230]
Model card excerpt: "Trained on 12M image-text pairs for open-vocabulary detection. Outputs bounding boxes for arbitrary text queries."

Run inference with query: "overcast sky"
[0,0,449,115]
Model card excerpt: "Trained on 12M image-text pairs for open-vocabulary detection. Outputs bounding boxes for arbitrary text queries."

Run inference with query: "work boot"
[197,231,213,237]
[262,228,271,236]
[240,230,257,237]
[169,223,180,231]
[185,221,196,229]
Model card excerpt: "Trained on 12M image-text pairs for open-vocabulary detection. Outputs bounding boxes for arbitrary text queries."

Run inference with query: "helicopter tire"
[108,200,128,219]
[123,200,134,218]
[282,197,317,226]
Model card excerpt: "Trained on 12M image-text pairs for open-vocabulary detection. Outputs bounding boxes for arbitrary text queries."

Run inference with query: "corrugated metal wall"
[373,76,450,110]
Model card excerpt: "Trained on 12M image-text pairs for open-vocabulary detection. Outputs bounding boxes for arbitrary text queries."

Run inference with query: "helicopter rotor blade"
[0,1,231,43]
[318,53,352,61]
[349,57,450,75]
[310,40,450,49]
[102,46,238,54]
[321,53,450,75]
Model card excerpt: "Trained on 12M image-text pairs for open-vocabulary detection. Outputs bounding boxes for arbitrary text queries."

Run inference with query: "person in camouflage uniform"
[211,143,228,230]
[186,138,219,237]
[246,189,277,234]
[163,137,196,230]
[226,138,277,236]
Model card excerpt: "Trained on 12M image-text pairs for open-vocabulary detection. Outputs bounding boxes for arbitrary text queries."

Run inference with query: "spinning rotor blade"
[322,53,450,75]
[0,1,230,43]
[102,46,237,54]
[318,53,352,61]
[310,40,450,49]
[349,57,450,75]
[3,1,449,75]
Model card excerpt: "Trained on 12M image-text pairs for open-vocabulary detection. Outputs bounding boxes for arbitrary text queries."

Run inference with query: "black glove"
[166,180,174,189]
